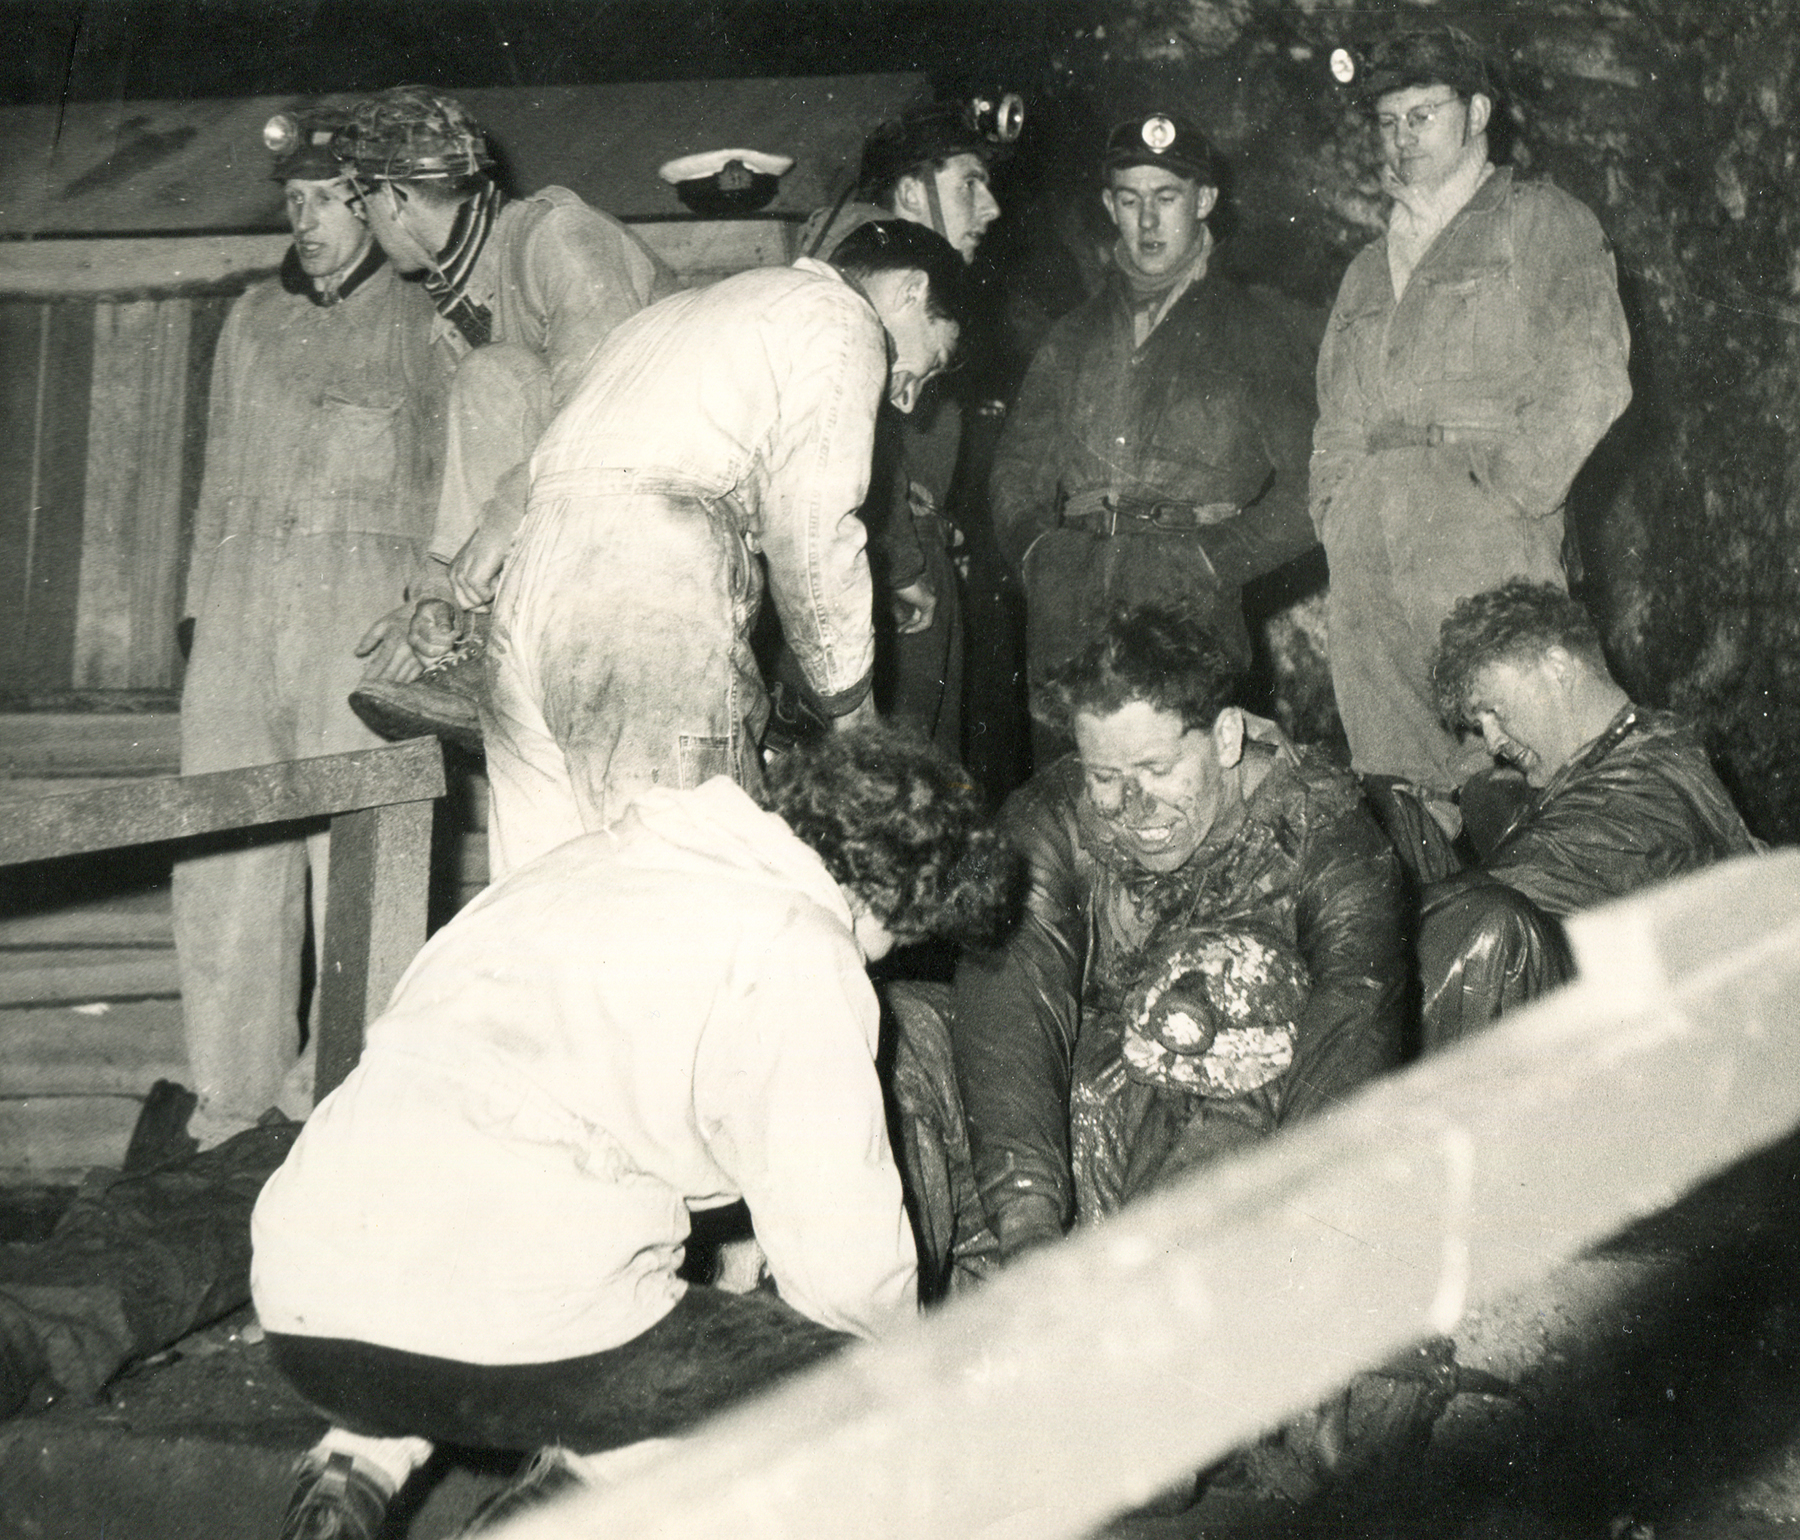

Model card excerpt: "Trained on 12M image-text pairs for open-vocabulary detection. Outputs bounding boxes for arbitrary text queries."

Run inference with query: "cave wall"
[1004,0,1800,839]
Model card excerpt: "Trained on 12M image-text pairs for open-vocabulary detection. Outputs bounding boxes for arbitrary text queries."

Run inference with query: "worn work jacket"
[252,778,918,1363]
[989,267,1320,669]
[950,748,1406,1251]
[1441,707,1758,920]
[1311,167,1633,786]
[182,250,447,770]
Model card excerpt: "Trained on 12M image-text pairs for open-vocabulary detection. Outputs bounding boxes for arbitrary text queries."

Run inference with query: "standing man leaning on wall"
[1310,27,1632,879]
[798,94,1017,755]
[989,113,1320,766]
[173,111,450,1149]
[341,85,672,723]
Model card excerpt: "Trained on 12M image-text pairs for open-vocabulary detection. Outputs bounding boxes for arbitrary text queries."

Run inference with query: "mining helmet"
[1346,26,1496,104]
[262,108,351,182]
[1101,113,1218,187]
[333,85,495,183]
[857,92,1024,199]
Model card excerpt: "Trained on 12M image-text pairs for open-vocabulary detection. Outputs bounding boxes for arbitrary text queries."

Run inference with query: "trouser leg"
[1419,881,1573,1052]
[432,344,553,565]
[268,1286,850,1456]
[171,829,312,1145]
[881,982,997,1301]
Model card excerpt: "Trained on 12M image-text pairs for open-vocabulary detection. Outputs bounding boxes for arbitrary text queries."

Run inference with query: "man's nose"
[976,184,1000,224]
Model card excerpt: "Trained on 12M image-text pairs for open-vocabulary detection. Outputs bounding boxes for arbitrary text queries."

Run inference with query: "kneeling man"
[252,728,1014,1537]
[1421,580,1759,1048]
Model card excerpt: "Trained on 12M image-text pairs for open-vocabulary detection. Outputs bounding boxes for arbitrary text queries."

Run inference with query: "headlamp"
[263,113,303,159]
[967,92,1025,145]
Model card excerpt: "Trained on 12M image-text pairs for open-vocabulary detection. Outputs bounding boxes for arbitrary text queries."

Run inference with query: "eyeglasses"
[1376,95,1463,137]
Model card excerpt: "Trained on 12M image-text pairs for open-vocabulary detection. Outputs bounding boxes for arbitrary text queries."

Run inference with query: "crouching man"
[1420,580,1759,1049]
[251,727,1015,1538]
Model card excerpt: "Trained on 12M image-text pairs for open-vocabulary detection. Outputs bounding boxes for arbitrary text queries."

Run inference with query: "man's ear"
[1100,187,1120,227]
[1194,184,1220,221]
[1542,644,1577,689]
[1212,706,1246,769]
[1467,92,1493,136]
[898,266,930,313]
[892,173,929,222]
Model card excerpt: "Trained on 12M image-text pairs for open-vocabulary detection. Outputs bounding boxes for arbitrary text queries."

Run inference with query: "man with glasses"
[1311,27,1632,879]
[336,86,671,699]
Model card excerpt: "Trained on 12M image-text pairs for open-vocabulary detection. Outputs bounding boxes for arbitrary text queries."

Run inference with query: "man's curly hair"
[1035,603,1243,738]
[1432,579,1610,728]
[764,726,1022,949]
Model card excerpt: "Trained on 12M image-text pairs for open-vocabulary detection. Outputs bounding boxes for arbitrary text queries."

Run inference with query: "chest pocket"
[297,394,408,535]
[1418,261,1517,382]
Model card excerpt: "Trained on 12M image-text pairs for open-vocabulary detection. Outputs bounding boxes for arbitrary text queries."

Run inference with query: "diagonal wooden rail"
[489,850,1800,1540]
[0,736,445,1099]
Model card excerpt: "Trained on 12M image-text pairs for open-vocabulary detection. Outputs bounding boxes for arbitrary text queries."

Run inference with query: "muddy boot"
[351,603,488,755]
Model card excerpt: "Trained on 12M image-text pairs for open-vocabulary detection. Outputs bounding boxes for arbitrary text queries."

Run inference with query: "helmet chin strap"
[921,168,950,244]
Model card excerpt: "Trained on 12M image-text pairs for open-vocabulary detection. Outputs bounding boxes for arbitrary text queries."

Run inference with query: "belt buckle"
[1148,500,1186,530]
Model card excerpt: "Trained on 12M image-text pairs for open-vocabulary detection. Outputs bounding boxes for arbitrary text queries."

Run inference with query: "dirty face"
[1463,655,1582,788]
[1102,164,1215,278]
[284,178,370,280]
[1072,698,1242,874]
[1375,84,1491,192]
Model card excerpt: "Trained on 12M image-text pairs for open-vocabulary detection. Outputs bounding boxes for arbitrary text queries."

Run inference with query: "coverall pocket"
[1421,263,1515,380]
[306,395,406,531]
[677,733,734,789]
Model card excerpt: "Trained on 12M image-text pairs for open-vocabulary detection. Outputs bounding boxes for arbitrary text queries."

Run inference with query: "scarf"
[1384,146,1492,299]
[1112,225,1212,346]
[422,181,502,348]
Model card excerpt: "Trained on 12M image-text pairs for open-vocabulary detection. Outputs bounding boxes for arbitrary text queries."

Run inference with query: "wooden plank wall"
[73,298,191,690]
[0,301,94,694]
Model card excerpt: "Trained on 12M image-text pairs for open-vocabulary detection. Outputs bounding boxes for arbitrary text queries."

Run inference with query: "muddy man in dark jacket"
[1420,581,1759,1049]
[989,114,1320,726]
[939,605,1406,1264]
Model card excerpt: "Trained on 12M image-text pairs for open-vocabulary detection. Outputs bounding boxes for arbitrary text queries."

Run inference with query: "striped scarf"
[422,181,501,348]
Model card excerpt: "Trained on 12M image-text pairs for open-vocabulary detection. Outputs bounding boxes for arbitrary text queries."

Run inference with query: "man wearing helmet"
[1311,27,1631,876]
[480,219,968,879]
[338,85,671,675]
[793,97,1014,756]
[990,113,1320,763]
[172,110,451,1148]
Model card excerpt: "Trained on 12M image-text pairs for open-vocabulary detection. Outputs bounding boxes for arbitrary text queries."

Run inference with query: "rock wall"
[999,0,1800,838]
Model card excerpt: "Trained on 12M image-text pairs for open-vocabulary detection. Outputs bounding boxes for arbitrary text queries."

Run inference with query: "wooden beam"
[313,797,435,1102]
[0,218,792,300]
[0,737,444,865]
[487,852,1800,1540]
[0,235,288,298]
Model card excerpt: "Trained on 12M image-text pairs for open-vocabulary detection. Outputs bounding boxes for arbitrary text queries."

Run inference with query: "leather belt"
[1058,495,1240,538]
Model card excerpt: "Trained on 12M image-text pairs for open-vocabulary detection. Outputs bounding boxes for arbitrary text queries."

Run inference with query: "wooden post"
[484,852,1800,1540]
[314,797,436,1101]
